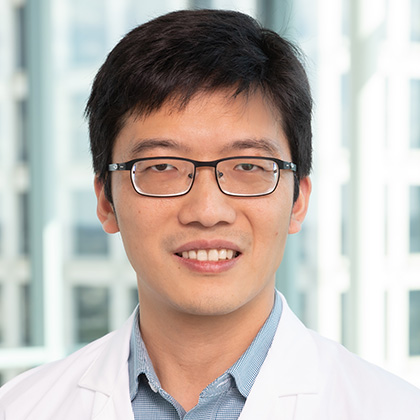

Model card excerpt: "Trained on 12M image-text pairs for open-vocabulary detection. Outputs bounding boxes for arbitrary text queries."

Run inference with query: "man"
[0,9,419,420]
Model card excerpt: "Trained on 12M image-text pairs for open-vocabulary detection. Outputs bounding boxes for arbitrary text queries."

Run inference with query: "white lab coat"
[1,293,419,419]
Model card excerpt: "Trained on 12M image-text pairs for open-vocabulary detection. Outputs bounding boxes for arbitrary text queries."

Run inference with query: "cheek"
[116,199,173,258]
[251,198,291,256]
[253,196,291,233]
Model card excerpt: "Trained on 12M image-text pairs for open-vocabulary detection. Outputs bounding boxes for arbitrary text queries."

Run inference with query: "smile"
[177,249,240,261]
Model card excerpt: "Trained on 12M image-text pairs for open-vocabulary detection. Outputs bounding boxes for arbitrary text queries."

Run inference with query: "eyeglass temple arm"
[109,163,129,171]
[278,161,297,172]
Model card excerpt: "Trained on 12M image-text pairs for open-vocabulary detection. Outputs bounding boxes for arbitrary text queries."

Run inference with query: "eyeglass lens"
[131,158,279,197]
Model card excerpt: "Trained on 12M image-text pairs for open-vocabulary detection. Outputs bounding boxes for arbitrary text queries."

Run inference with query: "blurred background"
[0,0,419,387]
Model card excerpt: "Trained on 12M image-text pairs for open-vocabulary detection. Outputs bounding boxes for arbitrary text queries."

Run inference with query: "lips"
[178,249,239,261]
[173,240,242,274]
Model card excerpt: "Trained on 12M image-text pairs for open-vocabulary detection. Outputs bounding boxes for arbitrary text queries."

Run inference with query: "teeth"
[208,249,219,261]
[179,249,238,261]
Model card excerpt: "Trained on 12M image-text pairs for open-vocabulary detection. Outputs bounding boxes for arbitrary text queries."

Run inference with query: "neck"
[138,290,275,411]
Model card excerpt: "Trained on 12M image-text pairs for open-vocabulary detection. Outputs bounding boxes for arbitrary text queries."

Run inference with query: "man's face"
[95,91,310,318]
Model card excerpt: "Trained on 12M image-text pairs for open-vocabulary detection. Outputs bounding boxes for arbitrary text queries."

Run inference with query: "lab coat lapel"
[78,311,136,420]
[90,394,134,420]
[238,293,320,420]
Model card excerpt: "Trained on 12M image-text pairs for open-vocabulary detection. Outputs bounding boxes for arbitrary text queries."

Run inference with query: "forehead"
[113,90,290,160]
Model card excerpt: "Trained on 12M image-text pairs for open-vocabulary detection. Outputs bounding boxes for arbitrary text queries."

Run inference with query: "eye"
[235,163,261,172]
[149,163,176,172]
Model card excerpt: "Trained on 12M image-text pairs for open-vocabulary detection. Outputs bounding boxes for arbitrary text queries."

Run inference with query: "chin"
[191,290,262,317]
[170,295,245,317]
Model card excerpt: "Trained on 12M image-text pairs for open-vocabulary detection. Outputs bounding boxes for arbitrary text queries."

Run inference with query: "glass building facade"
[0,0,419,387]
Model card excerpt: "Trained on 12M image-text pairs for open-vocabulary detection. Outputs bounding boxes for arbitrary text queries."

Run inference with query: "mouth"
[175,249,241,262]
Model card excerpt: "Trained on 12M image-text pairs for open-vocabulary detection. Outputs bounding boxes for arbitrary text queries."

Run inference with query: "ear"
[94,176,120,234]
[288,177,312,234]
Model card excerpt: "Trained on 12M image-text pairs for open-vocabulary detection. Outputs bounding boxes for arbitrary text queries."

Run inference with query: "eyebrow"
[220,138,282,155]
[128,138,191,157]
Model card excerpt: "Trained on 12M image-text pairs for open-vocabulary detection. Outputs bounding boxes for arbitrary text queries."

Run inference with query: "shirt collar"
[226,292,282,397]
[128,307,162,400]
[128,291,282,400]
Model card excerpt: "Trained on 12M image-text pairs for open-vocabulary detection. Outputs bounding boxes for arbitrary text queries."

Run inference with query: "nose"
[177,167,237,227]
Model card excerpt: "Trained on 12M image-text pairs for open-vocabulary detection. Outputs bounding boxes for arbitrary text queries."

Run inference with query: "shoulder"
[0,312,135,420]
[307,327,420,416]
[310,329,419,390]
[265,293,420,418]
[0,332,113,417]
[2,331,111,389]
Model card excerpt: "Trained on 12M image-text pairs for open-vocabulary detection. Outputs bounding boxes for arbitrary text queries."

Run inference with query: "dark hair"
[85,9,312,202]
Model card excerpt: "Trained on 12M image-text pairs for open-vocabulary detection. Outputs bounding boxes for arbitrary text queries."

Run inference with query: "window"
[341,291,350,348]
[73,286,110,343]
[19,193,30,256]
[410,80,420,149]
[0,193,3,256]
[341,0,350,37]
[17,99,29,162]
[341,183,350,256]
[130,288,139,311]
[20,284,31,346]
[0,284,3,345]
[190,0,212,8]
[410,186,420,254]
[411,0,420,42]
[409,290,420,356]
[0,105,3,156]
[70,0,106,66]
[341,73,351,148]
[14,4,27,70]
[70,93,89,160]
[73,191,109,256]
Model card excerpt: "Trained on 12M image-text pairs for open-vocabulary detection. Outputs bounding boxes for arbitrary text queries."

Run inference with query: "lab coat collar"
[265,292,320,396]
[77,292,321,420]
[238,292,320,419]
[78,312,135,396]
[78,312,136,419]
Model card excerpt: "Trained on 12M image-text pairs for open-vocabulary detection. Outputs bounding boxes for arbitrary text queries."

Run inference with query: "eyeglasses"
[108,156,297,198]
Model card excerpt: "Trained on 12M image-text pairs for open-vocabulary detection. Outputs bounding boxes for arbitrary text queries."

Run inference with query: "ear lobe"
[94,176,120,234]
[288,177,312,234]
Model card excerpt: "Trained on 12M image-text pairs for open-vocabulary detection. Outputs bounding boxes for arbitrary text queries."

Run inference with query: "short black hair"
[85,9,312,202]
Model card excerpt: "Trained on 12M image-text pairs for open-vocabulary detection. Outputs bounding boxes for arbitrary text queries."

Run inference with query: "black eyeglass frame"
[108,156,297,198]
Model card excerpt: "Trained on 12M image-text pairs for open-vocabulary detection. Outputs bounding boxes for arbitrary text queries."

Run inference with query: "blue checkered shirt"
[128,292,282,420]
